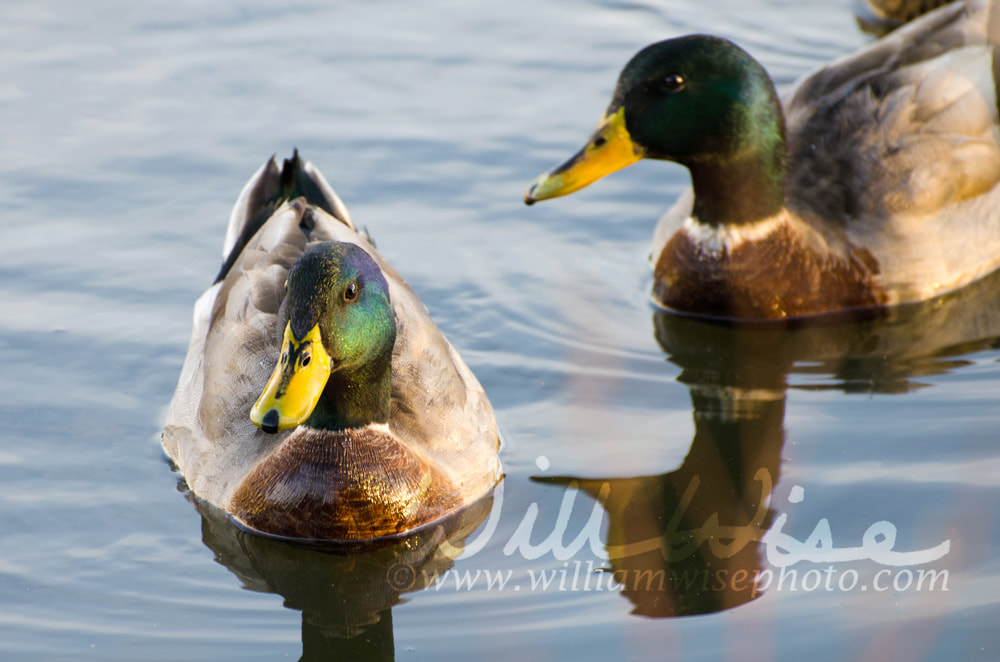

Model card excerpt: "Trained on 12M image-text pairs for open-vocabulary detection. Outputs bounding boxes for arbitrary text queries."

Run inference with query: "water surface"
[1,0,998,659]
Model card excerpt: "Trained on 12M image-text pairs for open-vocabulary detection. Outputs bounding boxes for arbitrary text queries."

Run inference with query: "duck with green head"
[526,0,1000,320]
[232,241,464,539]
[164,153,500,541]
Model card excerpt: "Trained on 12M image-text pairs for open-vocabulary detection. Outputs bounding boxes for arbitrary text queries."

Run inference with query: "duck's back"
[784,0,1000,301]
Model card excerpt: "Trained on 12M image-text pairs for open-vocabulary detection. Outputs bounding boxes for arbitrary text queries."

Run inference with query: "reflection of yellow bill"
[250,322,332,433]
[524,107,645,204]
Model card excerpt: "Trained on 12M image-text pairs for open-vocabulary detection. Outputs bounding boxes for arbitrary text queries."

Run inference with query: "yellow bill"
[524,106,645,204]
[250,322,332,433]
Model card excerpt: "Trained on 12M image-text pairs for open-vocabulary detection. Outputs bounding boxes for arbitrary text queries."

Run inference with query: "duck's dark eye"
[663,74,685,91]
[344,281,359,302]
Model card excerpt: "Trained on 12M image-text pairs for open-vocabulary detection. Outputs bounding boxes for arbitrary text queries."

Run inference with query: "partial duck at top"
[525,0,1000,320]
[856,0,959,34]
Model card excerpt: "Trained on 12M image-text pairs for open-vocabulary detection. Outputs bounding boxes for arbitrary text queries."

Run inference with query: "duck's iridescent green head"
[525,35,787,224]
[611,36,783,163]
[250,241,395,433]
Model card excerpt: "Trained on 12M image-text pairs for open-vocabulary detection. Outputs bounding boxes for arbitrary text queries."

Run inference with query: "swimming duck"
[525,0,1000,320]
[164,152,500,541]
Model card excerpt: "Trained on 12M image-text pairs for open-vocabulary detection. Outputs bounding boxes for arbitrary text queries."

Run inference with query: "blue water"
[2,0,998,659]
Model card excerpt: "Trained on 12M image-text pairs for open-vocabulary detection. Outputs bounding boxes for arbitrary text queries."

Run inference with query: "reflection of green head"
[251,241,396,433]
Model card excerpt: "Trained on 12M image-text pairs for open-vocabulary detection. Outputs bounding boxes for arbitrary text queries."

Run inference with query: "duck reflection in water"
[192,491,494,661]
[536,265,1000,618]
[536,316,786,617]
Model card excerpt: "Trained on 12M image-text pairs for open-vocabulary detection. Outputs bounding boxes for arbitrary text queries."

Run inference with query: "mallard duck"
[525,0,1000,320]
[164,152,501,541]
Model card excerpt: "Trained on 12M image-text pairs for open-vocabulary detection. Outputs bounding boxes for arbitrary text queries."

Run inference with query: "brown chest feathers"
[229,426,462,541]
[653,220,887,320]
